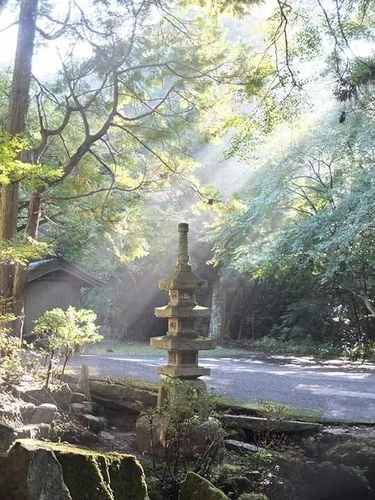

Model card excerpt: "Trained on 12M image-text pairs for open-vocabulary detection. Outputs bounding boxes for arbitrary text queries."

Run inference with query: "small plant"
[32,306,102,387]
[145,378,224,500]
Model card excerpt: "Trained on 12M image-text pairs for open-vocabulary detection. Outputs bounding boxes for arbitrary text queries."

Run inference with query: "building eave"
[27,258,103,287]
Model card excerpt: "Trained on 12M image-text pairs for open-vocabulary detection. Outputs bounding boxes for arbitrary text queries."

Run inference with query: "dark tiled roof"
[28,258,102,287]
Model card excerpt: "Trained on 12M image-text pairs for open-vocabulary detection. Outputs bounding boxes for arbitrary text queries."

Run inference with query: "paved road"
[68,354,375,423]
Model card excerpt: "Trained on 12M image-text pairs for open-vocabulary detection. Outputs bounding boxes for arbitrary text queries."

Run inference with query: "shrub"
[32,306,102,386]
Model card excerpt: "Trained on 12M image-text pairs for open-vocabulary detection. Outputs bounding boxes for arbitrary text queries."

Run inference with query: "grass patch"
[213,396,322,423]
[255,400,322,422]
[85,341,161,356]
[85,340,256,359]
[104,377,159,393]
[254,337,344,359]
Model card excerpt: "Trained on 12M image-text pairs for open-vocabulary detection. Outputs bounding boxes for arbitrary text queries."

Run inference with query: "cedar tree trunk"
[0,0,39,337]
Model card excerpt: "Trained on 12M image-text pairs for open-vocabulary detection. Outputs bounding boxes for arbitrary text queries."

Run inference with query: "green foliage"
[0,133,62,186]
[0,304,43,386]
[12,0,261,271]
[254,337,343,358]
[5,0,375,357]
[208,106,375,349]
[0,0,264,339]
[33,306,101,352]
[0,237,49,266]
[0,330,23,385]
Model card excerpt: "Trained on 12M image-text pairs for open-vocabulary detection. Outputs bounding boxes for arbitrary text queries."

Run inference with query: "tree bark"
[0,182,18,300]
[6,0,38,136]
[208,275,227,340]
[12,190,42,335]
[0,0,39,337]
[360,294,375,318]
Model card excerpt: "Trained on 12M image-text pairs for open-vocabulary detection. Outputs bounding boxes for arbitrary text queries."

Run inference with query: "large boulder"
[179,471,229,500]
[0,439,149,500]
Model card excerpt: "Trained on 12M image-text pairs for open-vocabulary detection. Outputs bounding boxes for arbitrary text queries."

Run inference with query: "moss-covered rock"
[179,471,229,500]
[214,462,260,498]
[1,439,148,500]
[2,441,72,500]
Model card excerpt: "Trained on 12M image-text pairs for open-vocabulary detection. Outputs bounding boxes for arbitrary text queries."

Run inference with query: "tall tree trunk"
[0,182,18,309]
[208,275,227,340]
[0,0,39,337]
[13,190,42,335]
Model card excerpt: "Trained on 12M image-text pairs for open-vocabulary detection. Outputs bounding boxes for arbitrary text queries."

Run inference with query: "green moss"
[106,453,148,499]
[58,451,148,500]
[179,471,229,500]
[13,440,148,500]
[215,462,255,498]
[213,397,321,422]
[57,452,113,500]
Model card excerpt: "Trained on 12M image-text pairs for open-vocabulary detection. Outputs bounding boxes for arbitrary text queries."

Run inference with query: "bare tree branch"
[36,1,72,40]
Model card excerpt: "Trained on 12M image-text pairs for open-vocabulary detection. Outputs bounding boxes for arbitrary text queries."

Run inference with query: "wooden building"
[25,259,102,336]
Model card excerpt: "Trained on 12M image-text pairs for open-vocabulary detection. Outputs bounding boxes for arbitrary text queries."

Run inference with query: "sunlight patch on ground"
[201,357,265,364]
[269,355,316,364]
[296,384,375,400]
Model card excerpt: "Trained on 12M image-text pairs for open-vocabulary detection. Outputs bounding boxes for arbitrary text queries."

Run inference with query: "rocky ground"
[1,378,375,500]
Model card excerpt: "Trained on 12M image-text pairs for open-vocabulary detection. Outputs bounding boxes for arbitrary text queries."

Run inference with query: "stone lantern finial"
[177,222,189,265]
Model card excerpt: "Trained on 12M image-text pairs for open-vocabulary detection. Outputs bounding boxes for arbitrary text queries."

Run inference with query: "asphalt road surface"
[68,354,375,423]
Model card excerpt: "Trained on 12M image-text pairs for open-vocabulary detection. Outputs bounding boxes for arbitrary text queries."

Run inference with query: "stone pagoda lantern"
[151,222,216,404]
